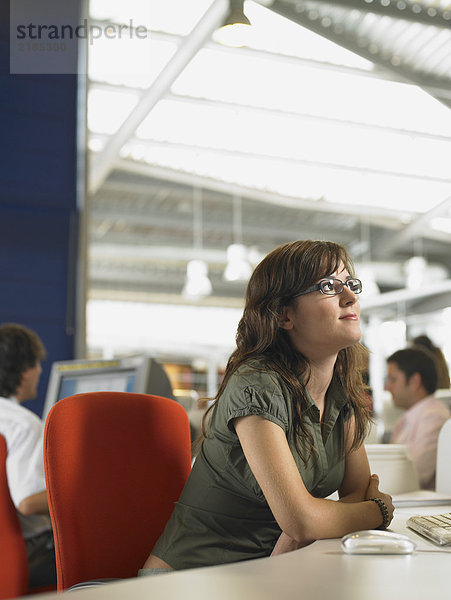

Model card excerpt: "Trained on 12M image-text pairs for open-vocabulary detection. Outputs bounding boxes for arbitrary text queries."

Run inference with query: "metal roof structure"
[86,0,451,319]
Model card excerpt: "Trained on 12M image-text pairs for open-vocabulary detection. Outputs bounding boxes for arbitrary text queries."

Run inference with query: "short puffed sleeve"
[220,369,290,433]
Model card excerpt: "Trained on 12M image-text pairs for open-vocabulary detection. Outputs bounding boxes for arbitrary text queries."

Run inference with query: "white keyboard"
[407,512,451,546]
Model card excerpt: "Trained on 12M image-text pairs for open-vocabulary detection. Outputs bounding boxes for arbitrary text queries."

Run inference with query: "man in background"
[0,323,56,589]
[385,346,450,490]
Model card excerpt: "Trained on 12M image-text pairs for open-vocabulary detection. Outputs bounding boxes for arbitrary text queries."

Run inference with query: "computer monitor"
[42,356,174,422]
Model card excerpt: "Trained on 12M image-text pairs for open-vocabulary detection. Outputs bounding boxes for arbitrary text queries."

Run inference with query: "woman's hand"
[271,531,313,556]
[365,474,394,528]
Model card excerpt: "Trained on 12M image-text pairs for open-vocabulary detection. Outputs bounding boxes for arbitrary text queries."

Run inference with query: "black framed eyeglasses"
[294,278,362,297]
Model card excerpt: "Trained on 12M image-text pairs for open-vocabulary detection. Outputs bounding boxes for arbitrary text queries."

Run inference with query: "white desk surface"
[33,498,451,600]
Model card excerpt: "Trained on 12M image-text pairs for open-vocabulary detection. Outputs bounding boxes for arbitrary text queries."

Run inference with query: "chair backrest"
[436,418,451,493]
[44,392,192,590]
[365,444,420,494]
[0,435,29,599]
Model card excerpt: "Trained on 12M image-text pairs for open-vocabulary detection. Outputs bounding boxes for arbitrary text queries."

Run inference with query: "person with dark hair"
[412,334,450,390]
[385,347,450,490]
[0,323,56,589]
[141,240,393,574]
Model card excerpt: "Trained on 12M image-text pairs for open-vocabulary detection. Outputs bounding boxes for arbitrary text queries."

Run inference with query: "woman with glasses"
[142,240,393,573]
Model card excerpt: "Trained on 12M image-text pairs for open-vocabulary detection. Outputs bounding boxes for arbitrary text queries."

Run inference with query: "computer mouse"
[341,530,417,554]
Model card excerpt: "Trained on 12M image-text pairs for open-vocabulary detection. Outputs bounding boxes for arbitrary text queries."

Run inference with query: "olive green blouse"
[151,360,350,570]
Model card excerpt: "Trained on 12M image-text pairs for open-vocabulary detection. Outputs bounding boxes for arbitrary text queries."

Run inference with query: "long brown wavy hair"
[199,240,371,463]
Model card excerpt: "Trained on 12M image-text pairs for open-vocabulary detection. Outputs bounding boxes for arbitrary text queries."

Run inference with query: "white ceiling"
[85,0,451,316]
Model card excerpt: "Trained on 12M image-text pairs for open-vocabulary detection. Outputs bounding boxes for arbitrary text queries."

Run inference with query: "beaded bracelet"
[368,497,390,530]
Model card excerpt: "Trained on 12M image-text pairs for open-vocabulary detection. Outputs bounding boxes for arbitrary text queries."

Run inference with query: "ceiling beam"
[89,203,338,242]
[88,0,229,195]
[360,279,451,312]
[88,40,451,100]
[90,243,230,264]
[88,287,246,309]
[88,265,247,295]
[89,84,451,130]
[377,196,451,258]
[169,92,451,141]
[117,137,451,184]
[108,159,427,226]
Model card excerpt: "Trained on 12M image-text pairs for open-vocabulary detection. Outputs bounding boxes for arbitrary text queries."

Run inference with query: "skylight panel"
[135,98,451,181]
[243,1,373,70]
[87,0,451,219]
[172,48,451,136]
[88,89,139,135]
[88,37,176,88]
[89,0,214,36]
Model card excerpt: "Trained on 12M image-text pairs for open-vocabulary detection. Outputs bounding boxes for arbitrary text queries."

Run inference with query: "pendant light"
[223,194,252,282]
[182,187,212,300]
[212,0,252,48]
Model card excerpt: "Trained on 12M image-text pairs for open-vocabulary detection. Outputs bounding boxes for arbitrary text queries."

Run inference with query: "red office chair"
[43,392,192,591]
[0,434,57,598]
[0,434,29,599]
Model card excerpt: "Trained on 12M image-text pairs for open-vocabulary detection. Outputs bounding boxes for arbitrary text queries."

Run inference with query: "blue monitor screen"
[57,370,136,402]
